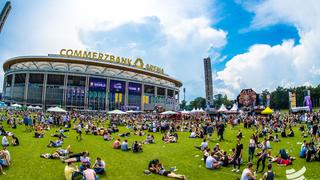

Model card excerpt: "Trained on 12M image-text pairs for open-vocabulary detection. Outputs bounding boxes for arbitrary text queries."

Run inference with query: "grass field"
[1,118,319,180]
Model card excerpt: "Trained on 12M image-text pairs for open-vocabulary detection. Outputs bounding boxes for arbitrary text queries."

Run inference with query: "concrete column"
[42,73,48,108]
[84,76,89,110]
[154,86,157,106]
[105,78,110,111]
[10,73,15,104]
[165,88,168,110]
[140,84,144,111]
[24,73,29,105]
[125,81,129,111]
[63,74,68,108]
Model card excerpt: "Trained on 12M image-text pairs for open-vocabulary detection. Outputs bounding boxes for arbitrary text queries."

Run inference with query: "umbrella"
[160,111,177,115]
[47,106,67,113]
[108,109,127,114]
[261,107,273,115]
[11,103,22,108]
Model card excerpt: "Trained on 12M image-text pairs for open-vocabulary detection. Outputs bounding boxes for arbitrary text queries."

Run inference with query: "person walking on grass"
[256,140,267,173]
[76,123,82,141]
[232,138,243,173]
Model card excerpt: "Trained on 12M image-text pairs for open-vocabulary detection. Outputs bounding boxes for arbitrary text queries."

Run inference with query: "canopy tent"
[180,110,191,114]
[34,106,42,110]
[228,103,238,113]
[47,106,67,113]
[198,108,205,113]
[291,106,310,113]
[218,104,228,112]
[261,107,273,115]
[27,105,34,109]
[11,103,22,108]
[126,110,143,113]
[0,102,7,108]
[108,109,127,114]
[160,111,177,115]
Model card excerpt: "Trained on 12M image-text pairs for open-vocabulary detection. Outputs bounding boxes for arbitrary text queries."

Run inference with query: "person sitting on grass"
[121,139,131,151]
[92,157,105,174]
[273,134,280,142]
[205,152,221,170]
[51,127,68,138]
[1,134,9,147]
[103,132,112,141]
[132,141,143,153]
[195,139,208,151]
[288,128,294,137]
[113,139,121,149]
[11,134,19,146]
[47,136,64,147]
[148,159,187,179]
[64,161,81,180]
[144,134,154,144]
[0,148,10,175]
[83,164,98,180]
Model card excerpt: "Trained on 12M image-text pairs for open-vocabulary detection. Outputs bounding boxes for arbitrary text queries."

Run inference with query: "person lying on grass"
[0,147,10,175]
[47,136,64,147]
[51,127,68,138]
[270,155,294,166]
[92,157,105,174]
[148,159,187,180]
[41,145,72,159]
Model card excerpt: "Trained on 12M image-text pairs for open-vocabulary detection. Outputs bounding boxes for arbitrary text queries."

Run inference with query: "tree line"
[180,84,320,110]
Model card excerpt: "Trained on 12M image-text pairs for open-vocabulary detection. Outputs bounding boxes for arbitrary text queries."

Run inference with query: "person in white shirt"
[241,162,255,180]
[93,157,105,174]
[1,134,9,147]
[205,153,220,169]
[195,139,208,151]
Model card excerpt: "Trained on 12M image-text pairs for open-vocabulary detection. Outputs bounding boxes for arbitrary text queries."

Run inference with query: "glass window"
[109,80,125,110]
[27,74,44,104]
[12,73,26,102]
[88,77,106,110]
[128,82,142,110]
[66,76,86,108]
[3,74,12,100]
[45,74,65,106]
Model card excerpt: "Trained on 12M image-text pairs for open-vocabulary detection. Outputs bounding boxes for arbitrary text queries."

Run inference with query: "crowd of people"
[0,109,320,179]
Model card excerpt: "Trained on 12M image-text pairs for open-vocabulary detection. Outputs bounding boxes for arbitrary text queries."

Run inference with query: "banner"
[304,95,312,112]
[110,80,125,93]
[290,92,297,108]
[128,82,141,95]
[89,78,106,91]
[266,94,271,107]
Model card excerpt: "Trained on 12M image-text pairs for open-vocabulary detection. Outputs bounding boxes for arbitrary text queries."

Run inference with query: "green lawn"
[1,119,318,180]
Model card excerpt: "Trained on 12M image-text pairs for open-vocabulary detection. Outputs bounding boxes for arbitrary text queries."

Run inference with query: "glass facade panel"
[12,73,26,102]
[88,77,106,110]
[45,74,65,106]
[128,82,142,110]
[109,80,125,110]
[67,76,86,108]
[27,74,44,104]
[3,74,12,101]
[156,87,165,103]
[143,85,155,105]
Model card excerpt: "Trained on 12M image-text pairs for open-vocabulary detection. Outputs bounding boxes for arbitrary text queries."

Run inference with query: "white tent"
[218,104,228,112]
[191,108,196,113]
[180,109,191,114]
[229,103,238,113]
[126,110,143,113]
[108,109,127,114]
[160,110,177,115]
[11,103,22,108]
[34,106,42,110]
[47,106,67,113]
[198,108,205,113]
[27,105,34,109]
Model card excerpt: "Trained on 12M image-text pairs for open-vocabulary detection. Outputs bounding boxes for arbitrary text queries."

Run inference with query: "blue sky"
[0,0,319,101]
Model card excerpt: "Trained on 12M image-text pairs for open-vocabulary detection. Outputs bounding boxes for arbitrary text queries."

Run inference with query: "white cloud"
[215,0,320,98]
[0,0,226,101]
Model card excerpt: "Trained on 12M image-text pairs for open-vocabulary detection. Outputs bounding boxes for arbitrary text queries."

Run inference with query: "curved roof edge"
[3,55,183,87]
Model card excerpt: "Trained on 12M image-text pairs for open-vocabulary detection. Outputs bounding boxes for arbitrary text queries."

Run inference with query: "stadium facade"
[2,49,182,111]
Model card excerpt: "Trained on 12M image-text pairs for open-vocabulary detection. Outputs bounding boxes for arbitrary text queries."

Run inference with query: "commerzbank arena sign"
[59,49,164,74]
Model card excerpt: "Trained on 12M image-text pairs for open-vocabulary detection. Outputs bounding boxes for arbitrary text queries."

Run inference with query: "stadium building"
[2,49,182,111]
